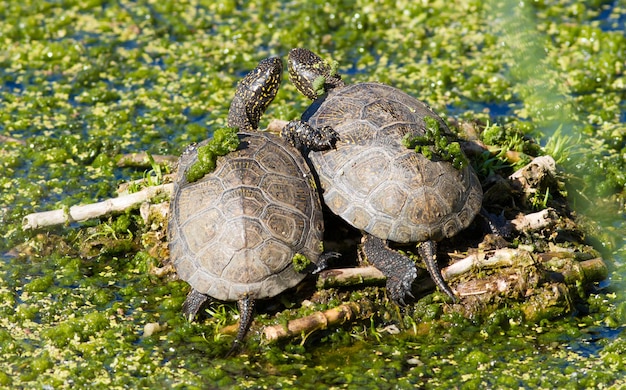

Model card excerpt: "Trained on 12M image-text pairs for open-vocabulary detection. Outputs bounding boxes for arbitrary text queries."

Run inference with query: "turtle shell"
[303,82,482,243]
[168,131,324,302]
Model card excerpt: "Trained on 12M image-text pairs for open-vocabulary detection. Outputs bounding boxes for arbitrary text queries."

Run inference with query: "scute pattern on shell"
[168,131,324,302]
[304,82,482,243]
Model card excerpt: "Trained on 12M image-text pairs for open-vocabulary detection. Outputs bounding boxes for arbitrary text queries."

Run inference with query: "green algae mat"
[1,0,625,388]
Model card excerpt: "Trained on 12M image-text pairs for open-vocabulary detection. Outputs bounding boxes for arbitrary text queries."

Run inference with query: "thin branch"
[0,134,27,146]
[510,208,558,231]
[442,248,533,280]
[116,153,178,168]
[263,302,360,342]
[22,183,173,230]
[316,266,385,289]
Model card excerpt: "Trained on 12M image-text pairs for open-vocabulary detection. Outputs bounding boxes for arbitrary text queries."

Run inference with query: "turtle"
[168,56,337,351]
[282,48,483,303]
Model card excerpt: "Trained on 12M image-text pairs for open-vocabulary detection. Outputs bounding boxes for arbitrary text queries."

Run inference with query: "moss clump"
[402,116,469,169]
[311,56,340,97]
[292,253,312,273]
[185,127,240,183]
[312,76,327,97]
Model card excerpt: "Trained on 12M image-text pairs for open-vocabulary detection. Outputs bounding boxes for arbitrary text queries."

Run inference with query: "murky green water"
[1,0,625,388]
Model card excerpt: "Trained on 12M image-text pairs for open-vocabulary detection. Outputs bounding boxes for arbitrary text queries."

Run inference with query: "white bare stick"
[510,208,558,232]
[263,302,359,342]
[316,266,386,289]
[442,248,534,280]
[509,155,557,195]
[22,183,173,230]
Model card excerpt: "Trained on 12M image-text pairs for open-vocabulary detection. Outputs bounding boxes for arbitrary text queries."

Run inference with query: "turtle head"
[288,48,344,101]
[228,56,283,131]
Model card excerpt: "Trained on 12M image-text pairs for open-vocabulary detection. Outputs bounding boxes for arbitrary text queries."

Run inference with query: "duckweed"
[0,0,625,388]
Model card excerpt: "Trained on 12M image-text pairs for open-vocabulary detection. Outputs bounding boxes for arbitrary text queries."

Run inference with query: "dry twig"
[22,183,173,230]
[263,302,360,342]
[116,153,178,168]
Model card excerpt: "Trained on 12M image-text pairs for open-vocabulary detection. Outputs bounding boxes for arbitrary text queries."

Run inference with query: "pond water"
[0,0,625,387]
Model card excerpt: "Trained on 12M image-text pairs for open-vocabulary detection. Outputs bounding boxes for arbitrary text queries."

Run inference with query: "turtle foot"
[362,234,417,304]
[309,251,342,274]
[480,207,513,238]
[418,241,457,303]
[282,120,340,152]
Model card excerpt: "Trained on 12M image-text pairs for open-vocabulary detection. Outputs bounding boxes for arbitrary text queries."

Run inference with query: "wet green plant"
[542,125,580,165]
[529,187,552,211]
[185,127,240,183]
[201,304,234,343]
[292,253,312,273]
[142,152,165,187]
[402,116,469,169]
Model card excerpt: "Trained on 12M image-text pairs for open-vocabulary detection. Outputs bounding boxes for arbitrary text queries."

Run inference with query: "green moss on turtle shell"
[402,116,469,169]
[185,127,240,183]
[291,253,311,273]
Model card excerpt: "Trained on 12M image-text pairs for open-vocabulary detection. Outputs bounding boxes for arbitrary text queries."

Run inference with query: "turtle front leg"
[282,120,340,152]
[418,240,457,302]
[362,234,417,305]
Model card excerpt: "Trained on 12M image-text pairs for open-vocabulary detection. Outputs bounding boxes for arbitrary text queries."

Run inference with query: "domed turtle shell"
[302,82,482,244]
[168,130,325,302]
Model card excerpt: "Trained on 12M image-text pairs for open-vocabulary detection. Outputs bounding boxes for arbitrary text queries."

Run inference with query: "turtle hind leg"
[480,207,512,239]
[418,240,457,303]
[226,296,255,357]
[362,234,417,305]
[182,289,211,319]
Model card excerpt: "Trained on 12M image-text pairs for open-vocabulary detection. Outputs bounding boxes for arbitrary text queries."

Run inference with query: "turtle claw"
[386,273,416,306]
[226,296,255,357]
[386,269,417,305]
[419,241,457,303]
[309,251,341,274]
[480,207,512,238]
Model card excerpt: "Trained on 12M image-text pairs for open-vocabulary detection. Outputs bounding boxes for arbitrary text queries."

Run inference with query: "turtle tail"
[226,295,255,356]
[419,240,458,303]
